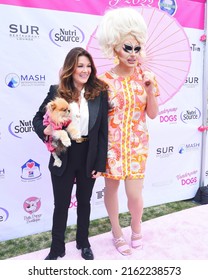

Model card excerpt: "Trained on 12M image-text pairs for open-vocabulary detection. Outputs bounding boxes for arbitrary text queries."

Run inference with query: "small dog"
[43,97,81,167]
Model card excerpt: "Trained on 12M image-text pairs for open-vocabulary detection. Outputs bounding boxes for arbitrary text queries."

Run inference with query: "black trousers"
[50,140,95,256]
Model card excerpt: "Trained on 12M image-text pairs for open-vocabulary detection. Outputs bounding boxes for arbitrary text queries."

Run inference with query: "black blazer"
[32,85,108,177]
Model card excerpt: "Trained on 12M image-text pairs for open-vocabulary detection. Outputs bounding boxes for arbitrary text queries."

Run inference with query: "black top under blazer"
[32,85,108,177]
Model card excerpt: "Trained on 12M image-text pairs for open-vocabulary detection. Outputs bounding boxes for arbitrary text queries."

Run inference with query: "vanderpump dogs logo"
[178,143,200,154]
[5,73,46,88]
[49,26,85,47]
[158,0,177,16]
[176,170,198,187]
[9,24,40,41]
[180,107,201,124]
[21,159,42,181]
[9,119,34,139]
[69,194,77,209]
[23,197,42,224]
[0,207,9,222]
[68,180,77,209]
[158,107,178,124]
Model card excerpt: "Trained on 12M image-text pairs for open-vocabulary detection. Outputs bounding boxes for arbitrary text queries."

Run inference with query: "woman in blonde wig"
[97,7,159,256]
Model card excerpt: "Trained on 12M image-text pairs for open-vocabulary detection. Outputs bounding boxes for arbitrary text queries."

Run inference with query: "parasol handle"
[198,125,208,132]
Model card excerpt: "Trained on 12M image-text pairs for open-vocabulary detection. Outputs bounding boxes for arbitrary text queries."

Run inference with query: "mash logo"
[8,119,34,139]
[180,107,201,124]
[5,73,45,88]
[49,26,85,47]
[20,74,46,86]
[0,207,9,222]
[5,73,20,88]
[178,145,186,154]
[179,143,200,154]
[21,159,41,180]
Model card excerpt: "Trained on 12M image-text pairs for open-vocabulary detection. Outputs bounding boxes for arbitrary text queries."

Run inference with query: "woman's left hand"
[91,170,101,179]
[142,71,159,119]
[142,71,156,95]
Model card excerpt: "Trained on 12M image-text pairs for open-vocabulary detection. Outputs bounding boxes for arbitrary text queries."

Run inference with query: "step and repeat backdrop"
[0,0,207,241]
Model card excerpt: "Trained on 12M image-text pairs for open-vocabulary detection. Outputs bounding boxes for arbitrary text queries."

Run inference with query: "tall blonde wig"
[96,7,147,59]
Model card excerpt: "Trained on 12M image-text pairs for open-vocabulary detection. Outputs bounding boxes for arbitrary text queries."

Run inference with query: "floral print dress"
[100,67,159,180]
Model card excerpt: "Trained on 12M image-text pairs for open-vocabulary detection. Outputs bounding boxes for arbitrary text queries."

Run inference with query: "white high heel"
[131,231,143,249]
[112,232,132,256]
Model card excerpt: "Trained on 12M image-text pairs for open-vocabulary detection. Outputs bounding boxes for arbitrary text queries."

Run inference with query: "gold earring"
[114,55,119,65]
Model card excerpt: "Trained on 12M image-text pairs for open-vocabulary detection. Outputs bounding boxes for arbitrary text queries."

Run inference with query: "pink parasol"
[86,7,191,106]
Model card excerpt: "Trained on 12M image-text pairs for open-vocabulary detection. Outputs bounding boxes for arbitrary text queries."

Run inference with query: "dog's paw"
[53,159,62,167]
[62,138,71,147]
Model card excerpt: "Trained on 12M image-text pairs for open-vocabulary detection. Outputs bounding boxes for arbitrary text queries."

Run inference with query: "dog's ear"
[47,100,57,112]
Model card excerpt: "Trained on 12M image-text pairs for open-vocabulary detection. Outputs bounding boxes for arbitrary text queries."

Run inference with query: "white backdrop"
[0,0,207,241]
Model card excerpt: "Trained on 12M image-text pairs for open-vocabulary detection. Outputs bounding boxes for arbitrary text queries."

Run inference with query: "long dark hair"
[57,47,108,102]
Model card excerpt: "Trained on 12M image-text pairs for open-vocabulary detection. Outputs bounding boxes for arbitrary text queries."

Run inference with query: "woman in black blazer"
[33,47,108,260]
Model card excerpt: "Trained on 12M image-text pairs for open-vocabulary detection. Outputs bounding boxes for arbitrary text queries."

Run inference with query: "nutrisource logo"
[0,207,9,222]
[180,107,201,124]
[8,119,34,139]
[49,26,85,47]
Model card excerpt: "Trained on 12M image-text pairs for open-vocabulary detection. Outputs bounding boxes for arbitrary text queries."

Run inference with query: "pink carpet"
[8,204,208,260]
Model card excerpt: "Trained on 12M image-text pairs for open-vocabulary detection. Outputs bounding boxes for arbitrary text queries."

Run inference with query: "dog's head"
[46,97,71,125]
